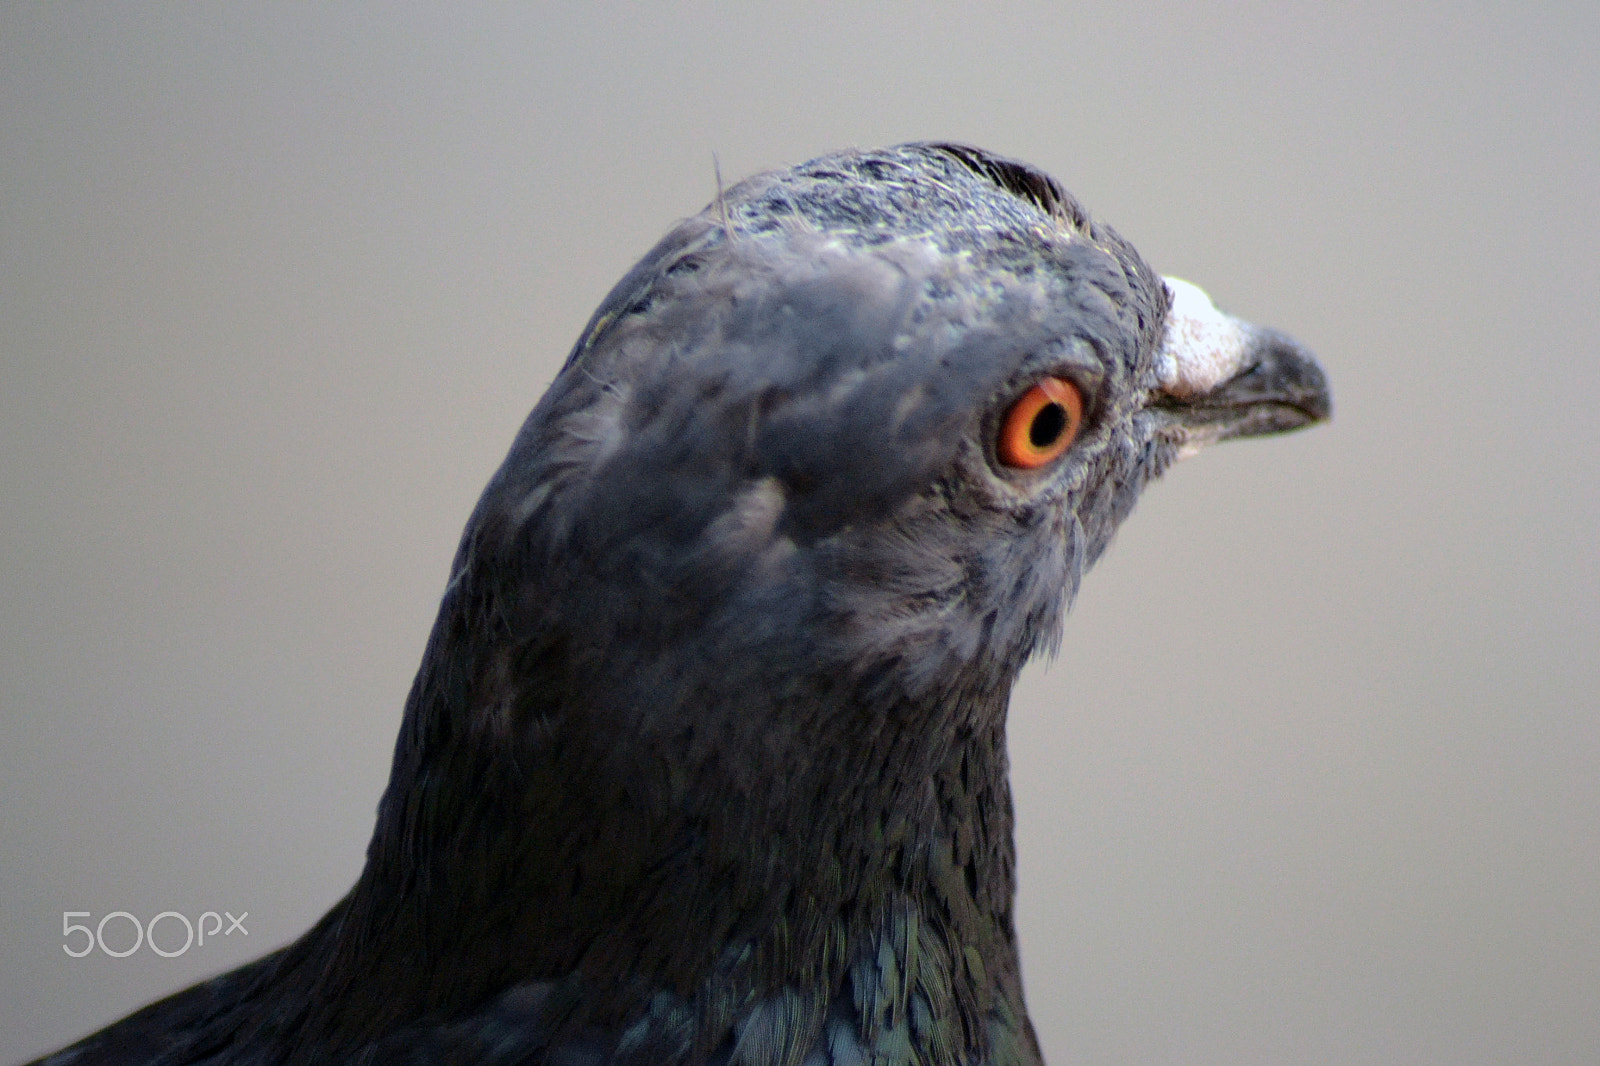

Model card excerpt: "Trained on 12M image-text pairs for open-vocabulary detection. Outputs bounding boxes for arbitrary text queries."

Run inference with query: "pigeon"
[29,143,1330,1066]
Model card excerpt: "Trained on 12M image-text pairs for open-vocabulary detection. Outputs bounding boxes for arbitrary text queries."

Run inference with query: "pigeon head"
[30,144,1328,1066]
[450,144,1326,724]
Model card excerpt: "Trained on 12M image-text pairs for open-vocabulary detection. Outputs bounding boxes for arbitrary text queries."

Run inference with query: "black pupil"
[1029,402,1067,448]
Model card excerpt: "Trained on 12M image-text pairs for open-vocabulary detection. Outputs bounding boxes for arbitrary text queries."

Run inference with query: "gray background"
[3,4,1596,1063]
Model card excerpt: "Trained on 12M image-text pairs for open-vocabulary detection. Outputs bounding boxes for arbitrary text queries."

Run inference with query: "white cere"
[1155,277,1252,397]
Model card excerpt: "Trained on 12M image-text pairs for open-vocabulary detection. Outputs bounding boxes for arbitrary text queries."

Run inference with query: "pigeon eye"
[997,376,1083,469]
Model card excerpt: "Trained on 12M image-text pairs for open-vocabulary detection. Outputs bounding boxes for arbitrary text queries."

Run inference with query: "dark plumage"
[30,143,1329,1066]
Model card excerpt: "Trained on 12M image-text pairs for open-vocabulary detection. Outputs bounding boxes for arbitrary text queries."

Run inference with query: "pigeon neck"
[295,639,1039,1064]
[831,712,1042,1066]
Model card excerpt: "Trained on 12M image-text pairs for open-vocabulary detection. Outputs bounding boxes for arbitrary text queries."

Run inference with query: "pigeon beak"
[1151,277,1331,458]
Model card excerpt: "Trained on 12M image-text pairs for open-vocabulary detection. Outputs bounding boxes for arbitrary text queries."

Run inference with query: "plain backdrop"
[3,4,1597,1064]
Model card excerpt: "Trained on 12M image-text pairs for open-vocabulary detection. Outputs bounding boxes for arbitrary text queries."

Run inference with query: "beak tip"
[1252,327,1333,427]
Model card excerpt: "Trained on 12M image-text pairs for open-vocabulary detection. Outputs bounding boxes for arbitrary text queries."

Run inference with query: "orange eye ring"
[997,376,1084,469]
